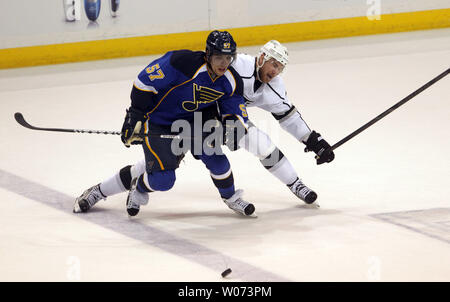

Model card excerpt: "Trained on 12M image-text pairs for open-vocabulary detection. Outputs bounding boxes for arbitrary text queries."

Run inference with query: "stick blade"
[14,112,35,129]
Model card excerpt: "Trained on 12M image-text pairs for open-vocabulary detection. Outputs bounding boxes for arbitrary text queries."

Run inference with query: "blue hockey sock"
[199,153,235,199]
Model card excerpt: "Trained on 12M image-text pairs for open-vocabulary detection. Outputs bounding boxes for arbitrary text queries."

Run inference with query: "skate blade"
[302,202,320,209]
[230,210,258,218]
[247,212,258,218]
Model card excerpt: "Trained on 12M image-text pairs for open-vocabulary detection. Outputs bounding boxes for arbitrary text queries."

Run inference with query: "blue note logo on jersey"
[182,83,224,112]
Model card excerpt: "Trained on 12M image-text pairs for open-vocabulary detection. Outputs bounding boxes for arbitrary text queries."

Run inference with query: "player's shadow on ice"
[79,192,342,242]
[135,206,341,252]
[151,205,336,220]
[68,195,342,256]
[144,205,341,239]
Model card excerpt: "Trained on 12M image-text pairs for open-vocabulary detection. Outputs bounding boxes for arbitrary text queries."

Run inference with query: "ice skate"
[288,178,319,207]
[73,184,106,213]
[126,178,149,217]
[109,0,120,17]
[223,189,256,217]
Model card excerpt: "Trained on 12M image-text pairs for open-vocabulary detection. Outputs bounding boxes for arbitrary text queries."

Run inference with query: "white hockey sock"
[99,172,126,196]
[267,156,298,185]
[131,159,146,179]
[99,159,147,197]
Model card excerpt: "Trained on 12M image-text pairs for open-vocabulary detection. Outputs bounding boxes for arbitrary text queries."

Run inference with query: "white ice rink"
[0,28,449,282]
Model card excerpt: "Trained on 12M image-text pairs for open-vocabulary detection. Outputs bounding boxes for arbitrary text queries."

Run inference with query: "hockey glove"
[223,116,248,151]
[121,107,146,147]
[304,130,335,165]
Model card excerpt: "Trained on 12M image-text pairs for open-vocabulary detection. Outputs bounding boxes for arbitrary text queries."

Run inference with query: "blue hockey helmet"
[206,30,237,61]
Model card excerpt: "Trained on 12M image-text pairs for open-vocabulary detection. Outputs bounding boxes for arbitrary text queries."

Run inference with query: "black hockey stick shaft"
[330,68,450,151]
[14,112,181,139]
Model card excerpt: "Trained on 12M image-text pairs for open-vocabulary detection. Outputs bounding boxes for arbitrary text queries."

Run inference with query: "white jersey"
[231,53,312,142]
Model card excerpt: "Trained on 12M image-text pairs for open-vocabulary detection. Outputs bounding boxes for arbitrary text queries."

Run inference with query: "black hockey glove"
[304,130,335,165]
[121,107,146,147]
[223,116,248,151]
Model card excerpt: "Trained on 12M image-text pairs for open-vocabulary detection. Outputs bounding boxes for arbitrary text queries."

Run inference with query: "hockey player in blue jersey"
[73,30,256,217]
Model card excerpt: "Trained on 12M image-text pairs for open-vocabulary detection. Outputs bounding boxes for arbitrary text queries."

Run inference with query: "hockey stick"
[14,112,182,140]
[329,67,450,152]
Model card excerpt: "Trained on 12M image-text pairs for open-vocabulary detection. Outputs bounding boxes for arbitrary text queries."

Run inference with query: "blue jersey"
[130,50,248,126]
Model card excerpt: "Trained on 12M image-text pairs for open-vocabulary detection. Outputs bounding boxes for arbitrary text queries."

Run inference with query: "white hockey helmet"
[258,40,289,67]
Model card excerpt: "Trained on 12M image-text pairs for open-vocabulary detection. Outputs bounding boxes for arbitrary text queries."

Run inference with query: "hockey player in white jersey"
[230,40,335,206]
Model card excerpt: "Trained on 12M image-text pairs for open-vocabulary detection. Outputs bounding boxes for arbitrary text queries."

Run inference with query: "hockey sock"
[99,166,130,196]
[211,170,235,199]
[98,160,147,196]
[199,153,235,199]
[260,149,298,185]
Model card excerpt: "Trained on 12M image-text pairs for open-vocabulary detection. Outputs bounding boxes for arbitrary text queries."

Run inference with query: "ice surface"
[0,28,449,281]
